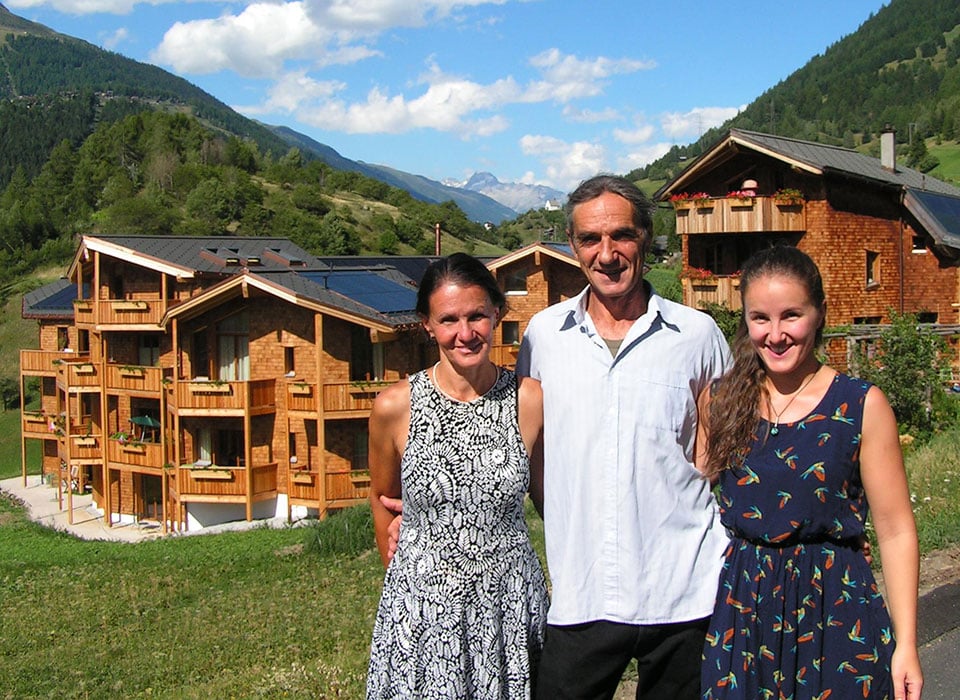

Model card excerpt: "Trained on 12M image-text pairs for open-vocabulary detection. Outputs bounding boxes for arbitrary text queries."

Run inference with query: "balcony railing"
[178,462,278,501]
[73,298,165,327]
[106,438,164,469]
[169,379,276,415]
[682,275,742,312]
[20,349,83,376]
[105,364,164,395]
[57,360,101,390]
[674,196,805,235]
[322,381,392,416]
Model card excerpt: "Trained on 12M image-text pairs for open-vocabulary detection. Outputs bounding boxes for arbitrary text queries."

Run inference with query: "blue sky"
[10,0,888,192]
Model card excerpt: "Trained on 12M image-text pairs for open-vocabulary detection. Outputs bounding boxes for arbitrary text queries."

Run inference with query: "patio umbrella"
[130,415,161,428]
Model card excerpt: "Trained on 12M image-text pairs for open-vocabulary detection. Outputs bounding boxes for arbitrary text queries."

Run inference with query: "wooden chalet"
[19,237,585,534]
[657,127,960,369]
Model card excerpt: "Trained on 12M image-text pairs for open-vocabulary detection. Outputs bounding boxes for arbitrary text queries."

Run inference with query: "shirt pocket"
[624,369,693,435]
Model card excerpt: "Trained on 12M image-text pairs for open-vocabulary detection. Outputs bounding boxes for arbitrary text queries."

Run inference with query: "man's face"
[568,192,647,303]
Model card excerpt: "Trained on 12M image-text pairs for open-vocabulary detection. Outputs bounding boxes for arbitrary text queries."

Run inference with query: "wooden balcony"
[168,379,277,416]
[326,470,370,507]
[66,432,103,464]
[57,360,101,392]
[104,364,164,396]
[73,298,165,328]
[106,438,164,470]
[22,411,55,438]
[674,196,805,235]
[286,382,318,413]
[20,349,82,377]
[322,381,392,418]
[682,275,742,312]
[177,462,278,504]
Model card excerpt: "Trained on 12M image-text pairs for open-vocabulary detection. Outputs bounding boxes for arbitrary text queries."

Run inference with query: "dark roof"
[731,129,960,195]
[254,270,422,327]
[316,256,439,286]
[540,241,575,257]
[903,188,960,264]
[22,279,79,320]
[299,270,419,314]
[85,235,329,274]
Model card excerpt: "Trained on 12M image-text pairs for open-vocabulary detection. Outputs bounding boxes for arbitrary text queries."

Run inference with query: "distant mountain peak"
[458,171,565,215]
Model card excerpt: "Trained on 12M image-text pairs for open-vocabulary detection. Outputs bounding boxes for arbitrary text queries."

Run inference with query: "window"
[504,268,528,295]
[865,251,880,288]
[77,329,89,353]
[217,312,249,381]
[284,346,295,375]
[853,316,881,325]
[912,235,927,253]
[57,327,69,351]
[353,429,369,472]
[916,311,938,323]
[350,325,373,381]
[502,321,520,345]
[139,334,160,366]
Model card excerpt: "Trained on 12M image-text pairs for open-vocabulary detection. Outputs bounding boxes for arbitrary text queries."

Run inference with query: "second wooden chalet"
[657,127,960,367]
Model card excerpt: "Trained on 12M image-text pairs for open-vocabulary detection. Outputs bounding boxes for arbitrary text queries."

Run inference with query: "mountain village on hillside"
[17,127,960,534]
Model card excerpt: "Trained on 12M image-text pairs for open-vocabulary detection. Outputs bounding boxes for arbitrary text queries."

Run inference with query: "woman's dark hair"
[416,252,506,317]
[703,245,826,476]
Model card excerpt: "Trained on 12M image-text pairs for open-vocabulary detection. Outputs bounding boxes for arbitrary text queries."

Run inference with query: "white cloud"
[237,70,346,115]
[563,105,621,123]
[524,48,654,103]
[613,123,655,146]
[100,26,128,50]
[152,3,324,77]
[660,105,743,140]
[615,143,674,173]
[520,134,606,191]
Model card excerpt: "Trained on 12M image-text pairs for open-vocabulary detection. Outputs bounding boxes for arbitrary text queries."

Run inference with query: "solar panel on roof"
[301,270,418,313]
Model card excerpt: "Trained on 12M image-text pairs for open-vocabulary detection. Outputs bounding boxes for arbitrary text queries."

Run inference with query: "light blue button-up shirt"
[517,284,731,625]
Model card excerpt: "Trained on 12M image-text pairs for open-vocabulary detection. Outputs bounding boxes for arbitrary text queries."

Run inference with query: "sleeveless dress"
[701,373,895,700]
[366,368,548,700]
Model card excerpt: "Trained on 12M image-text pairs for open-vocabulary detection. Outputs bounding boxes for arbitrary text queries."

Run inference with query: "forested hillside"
[0,109,503,302]
[630,0,960,186]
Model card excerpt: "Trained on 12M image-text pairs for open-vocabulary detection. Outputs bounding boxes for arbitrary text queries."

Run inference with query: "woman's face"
[743,273,824,378]
[422,282,499,371]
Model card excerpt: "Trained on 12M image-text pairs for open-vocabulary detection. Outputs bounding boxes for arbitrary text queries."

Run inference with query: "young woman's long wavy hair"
[702,246,825,478]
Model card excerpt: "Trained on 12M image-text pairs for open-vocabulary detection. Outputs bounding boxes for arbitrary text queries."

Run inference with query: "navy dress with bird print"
[702,373,895,699]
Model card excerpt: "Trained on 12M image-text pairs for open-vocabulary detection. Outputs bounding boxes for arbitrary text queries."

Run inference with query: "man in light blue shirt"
[517,175,730,699]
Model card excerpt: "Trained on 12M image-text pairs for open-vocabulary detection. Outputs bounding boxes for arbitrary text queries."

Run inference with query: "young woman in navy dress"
[697,246,922,700]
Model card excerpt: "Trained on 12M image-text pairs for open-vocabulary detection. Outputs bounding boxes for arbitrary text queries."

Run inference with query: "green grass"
[903,427,960,554]
[927,139,960,186]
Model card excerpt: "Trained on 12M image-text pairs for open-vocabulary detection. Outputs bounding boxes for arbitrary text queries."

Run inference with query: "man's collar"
[562,280,668,330]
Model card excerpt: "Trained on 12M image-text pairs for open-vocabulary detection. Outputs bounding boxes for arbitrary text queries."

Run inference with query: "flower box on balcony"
[115,300,148,311]
[349,471,371,487]
[73,436,96,447]
[189,381,231,393]
[121,443,146,454]
[24,413,47,423]
[119,366,145,378]
[729,197,754,208]
[292,472,314,485]
[74,364,95,375]
[189,468,233,480]
[290,384,312,396]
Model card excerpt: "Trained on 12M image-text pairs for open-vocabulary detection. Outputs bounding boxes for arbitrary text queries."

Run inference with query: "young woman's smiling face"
[743,272,825,378]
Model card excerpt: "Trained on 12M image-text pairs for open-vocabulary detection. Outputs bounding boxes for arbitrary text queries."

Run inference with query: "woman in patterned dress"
[697,246,922,699]
[366,253,547,699]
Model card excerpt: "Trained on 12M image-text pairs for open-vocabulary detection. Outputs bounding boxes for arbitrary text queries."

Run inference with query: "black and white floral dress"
[366,368,547,699]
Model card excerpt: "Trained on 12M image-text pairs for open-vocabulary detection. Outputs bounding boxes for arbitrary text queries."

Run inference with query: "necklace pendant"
[770,424,780,436]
